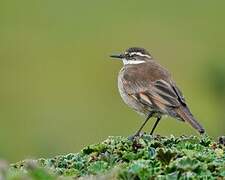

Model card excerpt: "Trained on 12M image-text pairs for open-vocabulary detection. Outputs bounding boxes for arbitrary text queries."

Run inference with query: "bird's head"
[110,47,152,65]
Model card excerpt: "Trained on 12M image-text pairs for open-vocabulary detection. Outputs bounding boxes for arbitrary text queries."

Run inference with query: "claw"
[128,132,143,141]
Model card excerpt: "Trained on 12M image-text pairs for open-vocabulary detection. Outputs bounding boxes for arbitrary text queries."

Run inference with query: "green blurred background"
[0,1,225,162]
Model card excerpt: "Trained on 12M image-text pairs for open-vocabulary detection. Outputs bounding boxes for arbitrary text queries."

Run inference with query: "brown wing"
[129,80,182,108]
[122,62,186,111]
[171,81,186,106]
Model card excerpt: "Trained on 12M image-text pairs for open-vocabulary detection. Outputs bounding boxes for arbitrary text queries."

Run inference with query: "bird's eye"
[125,53,131,58]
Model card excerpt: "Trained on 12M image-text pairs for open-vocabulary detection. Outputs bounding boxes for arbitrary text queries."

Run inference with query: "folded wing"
[125,79,185,111]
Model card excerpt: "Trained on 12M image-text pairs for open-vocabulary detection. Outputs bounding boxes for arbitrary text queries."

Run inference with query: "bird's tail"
[176,106,205,134]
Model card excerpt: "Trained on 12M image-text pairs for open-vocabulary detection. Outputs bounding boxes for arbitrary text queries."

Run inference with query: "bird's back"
[123,60,171,83]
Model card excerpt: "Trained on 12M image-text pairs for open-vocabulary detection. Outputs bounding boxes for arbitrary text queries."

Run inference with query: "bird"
[110,47,205,137]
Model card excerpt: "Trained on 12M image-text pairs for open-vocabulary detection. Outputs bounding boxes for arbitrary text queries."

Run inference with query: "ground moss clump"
[3,135,225,179]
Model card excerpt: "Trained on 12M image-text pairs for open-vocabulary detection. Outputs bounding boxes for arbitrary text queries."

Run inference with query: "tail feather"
[176,106,205,134]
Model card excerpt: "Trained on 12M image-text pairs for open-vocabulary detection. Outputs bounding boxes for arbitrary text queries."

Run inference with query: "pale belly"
[117,71,149,116]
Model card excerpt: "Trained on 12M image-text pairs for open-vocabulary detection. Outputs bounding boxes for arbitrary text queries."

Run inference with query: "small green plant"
[2,135,225,179]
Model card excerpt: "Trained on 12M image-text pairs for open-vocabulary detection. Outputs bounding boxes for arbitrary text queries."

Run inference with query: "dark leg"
[132,112,154,137]
[150,117,161,135]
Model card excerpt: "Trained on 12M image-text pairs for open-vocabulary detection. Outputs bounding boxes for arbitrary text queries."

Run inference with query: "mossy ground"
[1,135,225,179]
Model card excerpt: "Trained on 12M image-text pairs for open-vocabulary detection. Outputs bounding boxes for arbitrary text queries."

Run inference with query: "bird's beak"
[110,54,124,59]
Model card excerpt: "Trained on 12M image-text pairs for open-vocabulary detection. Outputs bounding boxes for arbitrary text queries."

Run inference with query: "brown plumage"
[111,47,205,136]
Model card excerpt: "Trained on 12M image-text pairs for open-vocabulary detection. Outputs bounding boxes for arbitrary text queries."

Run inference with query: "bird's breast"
[117,68,148,116]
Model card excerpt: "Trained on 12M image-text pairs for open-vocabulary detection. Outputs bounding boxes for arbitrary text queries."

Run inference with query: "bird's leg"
[130,112,154,139]
[150,116,161,135]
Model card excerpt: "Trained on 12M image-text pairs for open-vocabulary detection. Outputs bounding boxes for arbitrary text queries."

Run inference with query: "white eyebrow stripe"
[122,59,145,65]
[129,52,151,58]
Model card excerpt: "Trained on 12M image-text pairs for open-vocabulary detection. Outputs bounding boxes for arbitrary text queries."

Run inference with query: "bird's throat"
[122,59,145,65]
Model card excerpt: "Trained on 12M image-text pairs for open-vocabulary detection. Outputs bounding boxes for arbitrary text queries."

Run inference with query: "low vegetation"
[2,134,225,179]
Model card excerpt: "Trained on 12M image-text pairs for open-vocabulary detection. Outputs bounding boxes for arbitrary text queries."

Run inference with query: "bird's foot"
[128,132,143,141]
